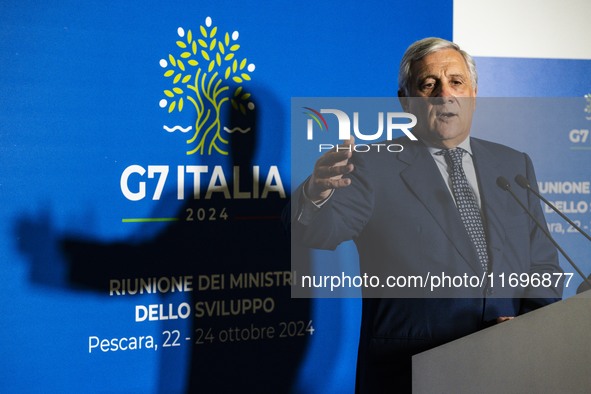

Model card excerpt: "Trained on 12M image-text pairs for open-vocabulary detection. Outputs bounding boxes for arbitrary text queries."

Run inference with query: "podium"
[412,291,591,393]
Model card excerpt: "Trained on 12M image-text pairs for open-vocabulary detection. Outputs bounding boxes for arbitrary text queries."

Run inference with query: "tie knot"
[442,148,464,168]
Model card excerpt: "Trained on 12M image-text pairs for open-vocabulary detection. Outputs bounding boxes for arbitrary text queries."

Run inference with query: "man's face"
[400,48,477,149]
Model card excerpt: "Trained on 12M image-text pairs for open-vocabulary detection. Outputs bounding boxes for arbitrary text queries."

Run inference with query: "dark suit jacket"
[292,137,563,393]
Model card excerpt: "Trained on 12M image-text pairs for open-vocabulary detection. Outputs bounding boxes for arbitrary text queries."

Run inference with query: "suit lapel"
[398,141,483,275]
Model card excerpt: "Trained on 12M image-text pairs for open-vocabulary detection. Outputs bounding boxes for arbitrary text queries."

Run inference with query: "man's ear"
[398,89,409,112]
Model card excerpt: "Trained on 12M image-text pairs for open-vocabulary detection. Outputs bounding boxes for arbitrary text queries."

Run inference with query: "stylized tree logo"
[159,17,256,155]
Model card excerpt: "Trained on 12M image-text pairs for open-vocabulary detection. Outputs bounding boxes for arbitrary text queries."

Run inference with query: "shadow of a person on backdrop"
[15,85,311,394]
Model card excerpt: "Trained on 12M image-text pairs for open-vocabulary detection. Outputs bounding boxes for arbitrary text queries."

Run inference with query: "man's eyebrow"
[416,74,438,82]
[416,73,467,84]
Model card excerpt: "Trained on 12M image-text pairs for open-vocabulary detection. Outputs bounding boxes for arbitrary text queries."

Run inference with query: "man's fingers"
[343,136,355,147]
[316,149,352,167]
[313,177,352,191]
[316,137,355,165]
[314,163,354,179]
[307,162,353,201]
[306,136,356,201]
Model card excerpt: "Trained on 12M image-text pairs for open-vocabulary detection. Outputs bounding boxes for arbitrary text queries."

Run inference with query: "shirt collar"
[425,137,473,156]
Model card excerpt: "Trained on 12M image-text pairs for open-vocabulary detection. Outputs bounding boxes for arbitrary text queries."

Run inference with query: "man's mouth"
[436,111,457,119]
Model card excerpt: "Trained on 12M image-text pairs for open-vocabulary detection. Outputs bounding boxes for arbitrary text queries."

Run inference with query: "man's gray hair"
[398,37,477,96]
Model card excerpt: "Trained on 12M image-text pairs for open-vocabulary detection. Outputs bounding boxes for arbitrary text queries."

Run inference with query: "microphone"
[514,174,591,242]
[496,176,591,288]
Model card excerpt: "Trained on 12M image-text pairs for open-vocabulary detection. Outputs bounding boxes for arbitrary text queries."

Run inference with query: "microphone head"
[514,174,530,189]
[496,176,511,191]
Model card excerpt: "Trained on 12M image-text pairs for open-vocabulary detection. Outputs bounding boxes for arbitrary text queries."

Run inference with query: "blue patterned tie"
[442,148,489,272]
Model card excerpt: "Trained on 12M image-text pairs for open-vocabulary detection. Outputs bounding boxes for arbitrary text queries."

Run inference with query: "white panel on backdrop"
[454,0,591,60]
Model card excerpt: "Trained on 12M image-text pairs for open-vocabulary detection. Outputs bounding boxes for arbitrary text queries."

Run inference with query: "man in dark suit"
[291,37,563,393]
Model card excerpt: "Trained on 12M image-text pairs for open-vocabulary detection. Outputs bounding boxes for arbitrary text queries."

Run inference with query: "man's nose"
[432,83,454,102]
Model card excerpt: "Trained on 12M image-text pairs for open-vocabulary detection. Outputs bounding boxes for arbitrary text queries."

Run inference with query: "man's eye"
[421,82,435,90]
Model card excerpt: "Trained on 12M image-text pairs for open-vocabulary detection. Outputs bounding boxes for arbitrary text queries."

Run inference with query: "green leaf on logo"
[161,22,255,156]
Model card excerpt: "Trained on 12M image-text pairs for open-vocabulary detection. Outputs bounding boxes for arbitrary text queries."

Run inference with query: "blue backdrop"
[1,1,452,393]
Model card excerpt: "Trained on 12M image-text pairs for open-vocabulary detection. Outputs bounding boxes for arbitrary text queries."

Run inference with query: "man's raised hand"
[305,137,355,202]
